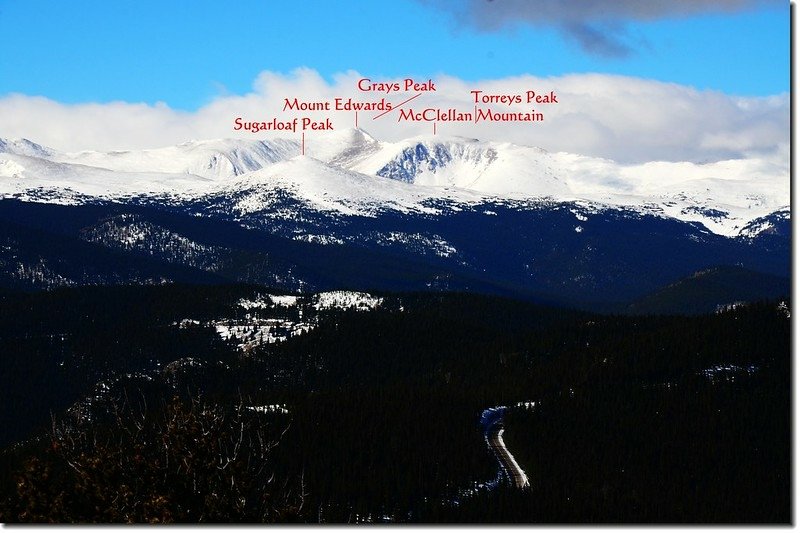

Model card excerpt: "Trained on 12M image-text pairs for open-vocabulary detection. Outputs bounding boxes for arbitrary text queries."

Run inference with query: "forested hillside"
[0,286,790,523]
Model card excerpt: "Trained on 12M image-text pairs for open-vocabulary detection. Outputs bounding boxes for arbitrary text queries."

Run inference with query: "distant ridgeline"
[0,198,788,314]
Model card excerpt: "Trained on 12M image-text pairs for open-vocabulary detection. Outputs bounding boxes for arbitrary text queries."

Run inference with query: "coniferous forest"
[0,284,790,523]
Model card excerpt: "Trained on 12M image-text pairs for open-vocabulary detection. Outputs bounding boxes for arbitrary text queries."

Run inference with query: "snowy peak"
[226,154,484,217]
[376,140,473,183]
[0,130,788,236]
[306,127,382,166]
[317,127,377,147]
[350,136,571,197]
[54,138,300,180]
[738,207,790,239]
[179,138,299,178]
[0,138,54,158]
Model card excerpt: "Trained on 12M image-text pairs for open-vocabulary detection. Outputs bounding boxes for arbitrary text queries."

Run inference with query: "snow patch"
[293,233,346,245]
[245,404,289,415]
[571,210,588,222]
[313,291,383,311]
[698,363,759,383]
[213,319,315,351]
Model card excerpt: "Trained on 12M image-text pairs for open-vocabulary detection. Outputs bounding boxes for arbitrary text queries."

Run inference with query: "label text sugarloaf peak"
[233,117,333,133]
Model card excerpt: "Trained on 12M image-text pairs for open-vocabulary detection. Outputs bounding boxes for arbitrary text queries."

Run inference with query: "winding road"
[480,407,530,489]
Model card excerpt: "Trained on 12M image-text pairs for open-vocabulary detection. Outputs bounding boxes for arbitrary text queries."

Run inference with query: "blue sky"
[0,0,788,110]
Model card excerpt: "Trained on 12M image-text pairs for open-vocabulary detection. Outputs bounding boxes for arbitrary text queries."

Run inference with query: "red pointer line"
[373,92,422,120]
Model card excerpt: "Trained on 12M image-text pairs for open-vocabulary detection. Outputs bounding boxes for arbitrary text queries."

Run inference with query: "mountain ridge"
[0,131,789,311]
[0,130,788,237]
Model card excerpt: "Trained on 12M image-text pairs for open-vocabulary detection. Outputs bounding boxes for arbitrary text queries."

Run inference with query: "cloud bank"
[0,68,788,165]
[421,0,783,57]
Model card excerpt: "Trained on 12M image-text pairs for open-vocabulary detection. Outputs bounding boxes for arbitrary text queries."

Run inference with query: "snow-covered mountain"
[0,129,788,236]
[0,128,789,310]
[52,138,299,179]
[221,155,489,218]
[0,138,54,158]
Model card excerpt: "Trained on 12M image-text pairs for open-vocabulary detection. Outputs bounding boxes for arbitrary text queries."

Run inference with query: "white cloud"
[0,68,788,165]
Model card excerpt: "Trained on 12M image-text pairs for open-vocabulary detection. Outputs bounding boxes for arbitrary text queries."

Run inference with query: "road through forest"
[480,407,530,489]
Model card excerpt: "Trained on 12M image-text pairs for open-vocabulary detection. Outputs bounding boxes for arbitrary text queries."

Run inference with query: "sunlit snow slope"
[0,129,788,236]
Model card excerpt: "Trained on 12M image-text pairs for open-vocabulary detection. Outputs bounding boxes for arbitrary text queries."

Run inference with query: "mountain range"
[0,130,789,312]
